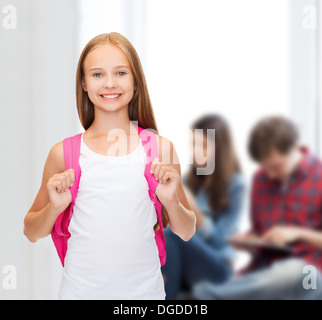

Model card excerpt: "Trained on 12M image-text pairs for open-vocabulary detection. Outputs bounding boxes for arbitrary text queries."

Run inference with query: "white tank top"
[58,132,166,300]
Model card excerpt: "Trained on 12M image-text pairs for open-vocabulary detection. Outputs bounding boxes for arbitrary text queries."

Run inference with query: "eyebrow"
[88,65,130,71]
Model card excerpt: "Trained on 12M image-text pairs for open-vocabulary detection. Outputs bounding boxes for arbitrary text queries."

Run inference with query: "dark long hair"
[186,114,241,214]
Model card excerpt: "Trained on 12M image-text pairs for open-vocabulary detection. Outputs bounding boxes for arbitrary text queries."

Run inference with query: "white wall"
[145,0,290,179]
[288,0,320,155]
[0,0,79,299]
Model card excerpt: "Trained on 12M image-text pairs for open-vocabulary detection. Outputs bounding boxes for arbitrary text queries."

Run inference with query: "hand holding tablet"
[228,233,293,253]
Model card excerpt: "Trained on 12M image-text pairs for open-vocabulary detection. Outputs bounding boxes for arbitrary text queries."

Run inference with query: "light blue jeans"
[193,258,322,300]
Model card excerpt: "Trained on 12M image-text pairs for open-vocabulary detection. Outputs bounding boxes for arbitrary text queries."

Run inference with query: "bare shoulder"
[155,134,181,174]
[47,140,66,173]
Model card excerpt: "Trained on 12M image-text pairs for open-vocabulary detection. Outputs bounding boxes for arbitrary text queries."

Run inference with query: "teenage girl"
[23,32,196,300]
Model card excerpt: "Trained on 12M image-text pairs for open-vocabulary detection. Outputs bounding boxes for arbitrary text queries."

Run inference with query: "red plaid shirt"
[247,147,322,272]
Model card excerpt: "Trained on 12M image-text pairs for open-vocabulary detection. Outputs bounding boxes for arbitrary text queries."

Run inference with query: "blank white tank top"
[58,132,166,300]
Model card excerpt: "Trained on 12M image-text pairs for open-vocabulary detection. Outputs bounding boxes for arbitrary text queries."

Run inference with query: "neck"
[87,104,135,137]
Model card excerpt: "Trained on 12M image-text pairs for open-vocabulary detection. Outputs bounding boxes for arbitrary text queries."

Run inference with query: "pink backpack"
[51,124,166,267]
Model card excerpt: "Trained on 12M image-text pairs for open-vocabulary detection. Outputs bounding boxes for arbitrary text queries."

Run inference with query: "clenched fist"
[150,157,180,208]
[46,168,75,213]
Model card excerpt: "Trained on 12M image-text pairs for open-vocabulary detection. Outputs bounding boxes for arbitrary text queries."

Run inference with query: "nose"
[104,74,117,89]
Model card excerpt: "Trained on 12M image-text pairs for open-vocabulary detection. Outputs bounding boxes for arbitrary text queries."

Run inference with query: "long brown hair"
[75,32,169,228]
[186,114,241,214]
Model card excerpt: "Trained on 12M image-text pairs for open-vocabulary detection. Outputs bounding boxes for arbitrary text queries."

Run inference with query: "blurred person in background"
[193,116,322,299]
[161,114,246,299]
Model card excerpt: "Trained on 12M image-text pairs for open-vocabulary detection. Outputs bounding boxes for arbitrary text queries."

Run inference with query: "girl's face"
[82,43,136,112]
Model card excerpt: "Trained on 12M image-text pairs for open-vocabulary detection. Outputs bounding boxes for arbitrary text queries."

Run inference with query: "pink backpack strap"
[63,133,82,203]
[51,133,82,266]
[135,125,166,266]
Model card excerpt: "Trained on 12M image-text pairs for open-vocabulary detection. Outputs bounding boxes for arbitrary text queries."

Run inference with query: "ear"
[82,78,87,92]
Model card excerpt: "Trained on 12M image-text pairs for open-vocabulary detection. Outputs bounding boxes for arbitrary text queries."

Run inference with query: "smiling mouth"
[100,94,123,102]
[101,94,122,99]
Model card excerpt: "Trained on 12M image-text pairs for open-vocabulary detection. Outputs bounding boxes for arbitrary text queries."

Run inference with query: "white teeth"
[102,94,121,99]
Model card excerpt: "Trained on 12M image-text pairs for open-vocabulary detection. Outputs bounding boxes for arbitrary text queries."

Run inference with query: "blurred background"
[0,0,321,299]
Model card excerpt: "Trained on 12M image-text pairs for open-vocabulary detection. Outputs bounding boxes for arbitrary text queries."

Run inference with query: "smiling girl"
[23,32,196,300]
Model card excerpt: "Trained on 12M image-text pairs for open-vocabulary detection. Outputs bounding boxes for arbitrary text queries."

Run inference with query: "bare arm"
[24,203,63,243]
[299,228,322,250]
[23,141,74,242]
[153,136,196,241]
[182,186,205,229]
[162,184,196,242]
[262,226,322,250]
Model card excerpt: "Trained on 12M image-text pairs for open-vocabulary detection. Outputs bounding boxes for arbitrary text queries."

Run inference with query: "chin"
[95,101,128,112]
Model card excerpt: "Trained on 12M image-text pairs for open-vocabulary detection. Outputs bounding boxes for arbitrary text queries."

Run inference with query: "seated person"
[161,114,246,299]
[193,116,322,300]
